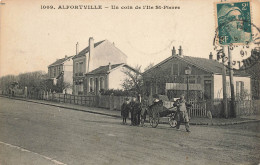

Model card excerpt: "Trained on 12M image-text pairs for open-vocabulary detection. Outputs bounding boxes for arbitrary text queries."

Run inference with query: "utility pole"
[228,46,236,117]
[222,47,228,118]
[187,75,189,101]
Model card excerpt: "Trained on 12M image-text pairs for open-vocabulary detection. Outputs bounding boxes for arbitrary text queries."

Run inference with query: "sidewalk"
[1,95,260,126]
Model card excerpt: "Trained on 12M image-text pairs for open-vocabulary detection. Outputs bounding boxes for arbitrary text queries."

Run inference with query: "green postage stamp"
[216,1,252,45]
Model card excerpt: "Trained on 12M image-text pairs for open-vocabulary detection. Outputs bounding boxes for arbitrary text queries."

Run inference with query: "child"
[121,98,130,125]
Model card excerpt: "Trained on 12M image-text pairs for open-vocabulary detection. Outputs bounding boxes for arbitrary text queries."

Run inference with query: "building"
[242,48,260,100]
[143,46,251,101]
[48,55,73,94]
[84,63,138,95]
[72,37,127,95]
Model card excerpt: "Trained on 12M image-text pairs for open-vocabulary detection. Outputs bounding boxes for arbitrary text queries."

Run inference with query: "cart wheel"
[169,118,177,128]
[150,113,159,128]
[150,117,159,128]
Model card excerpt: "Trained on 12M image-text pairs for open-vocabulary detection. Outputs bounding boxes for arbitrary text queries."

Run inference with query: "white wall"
[214,74,251,99]
[108,66,127,90]
[89,40,127,72]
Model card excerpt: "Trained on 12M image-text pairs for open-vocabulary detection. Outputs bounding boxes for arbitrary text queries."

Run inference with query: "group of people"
[121,94,192,132]
[121,96,148,126]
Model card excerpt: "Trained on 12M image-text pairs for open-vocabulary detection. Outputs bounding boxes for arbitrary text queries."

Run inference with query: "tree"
[144,63,154,72]
[121,65,143,95]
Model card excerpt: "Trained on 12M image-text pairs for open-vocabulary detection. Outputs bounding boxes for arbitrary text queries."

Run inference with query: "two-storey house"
[72,37,127,95]
[48,55,73,94]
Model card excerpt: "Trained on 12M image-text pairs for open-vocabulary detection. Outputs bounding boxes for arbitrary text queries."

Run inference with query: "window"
[89,78,94,92]
[79,62,83,73]
[171,63,179,75]
[54,68,56,77]
[197,76,201,84]
[236,81,245,100]
[58,66,61,74]
[100,77,104,90]
[75,63,79,73]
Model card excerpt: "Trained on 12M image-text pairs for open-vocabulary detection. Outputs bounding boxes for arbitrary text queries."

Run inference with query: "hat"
[154,99,160,102]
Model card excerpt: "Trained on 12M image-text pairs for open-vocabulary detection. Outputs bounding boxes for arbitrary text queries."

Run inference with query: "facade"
[72,37,127,95]
[48,55,73,94]
[143,46,251,101]
[84,63,138,95]
[242,48,260,100]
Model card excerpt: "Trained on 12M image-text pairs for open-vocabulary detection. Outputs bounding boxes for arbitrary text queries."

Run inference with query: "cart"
[148,103,177,128]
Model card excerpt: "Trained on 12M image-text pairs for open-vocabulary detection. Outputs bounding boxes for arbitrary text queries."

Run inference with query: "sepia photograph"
[0,0,260,164]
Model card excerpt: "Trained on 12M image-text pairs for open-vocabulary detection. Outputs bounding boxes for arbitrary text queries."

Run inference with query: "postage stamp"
[215,1,252,45]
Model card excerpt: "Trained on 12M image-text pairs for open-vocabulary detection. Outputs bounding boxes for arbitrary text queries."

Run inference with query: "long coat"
[121,103,130,118]
[173,99,192,123]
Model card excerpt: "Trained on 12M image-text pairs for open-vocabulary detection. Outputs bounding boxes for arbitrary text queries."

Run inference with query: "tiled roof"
[86,63,124,75]
[144,55,250,77]
[49,56,73,67]
[72,40,105,59]
[182,56,223,74]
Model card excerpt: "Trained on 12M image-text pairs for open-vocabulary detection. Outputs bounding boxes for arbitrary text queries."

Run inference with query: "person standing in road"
[140,98,148,127]
[130,97,141,126]
[173,94,192,132]
[121,98,131,125]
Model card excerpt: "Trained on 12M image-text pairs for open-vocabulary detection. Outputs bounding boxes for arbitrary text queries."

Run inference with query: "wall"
[108,66,129,90]
[213,75,251,99]
[89,40,127,72]
[84,74,108,95]
[48,64,63,78]
[63,59,73,85]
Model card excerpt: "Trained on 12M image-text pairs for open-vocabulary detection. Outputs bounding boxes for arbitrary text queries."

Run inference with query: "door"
[204,80,212,100]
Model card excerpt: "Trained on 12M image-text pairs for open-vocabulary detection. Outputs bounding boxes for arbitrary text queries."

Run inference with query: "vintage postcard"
[0,0,260,164]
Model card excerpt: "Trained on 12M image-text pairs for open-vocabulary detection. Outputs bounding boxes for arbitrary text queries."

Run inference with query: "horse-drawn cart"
[147,102,177,128]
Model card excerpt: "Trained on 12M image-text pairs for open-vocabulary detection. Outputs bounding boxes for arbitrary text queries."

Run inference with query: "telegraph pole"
[228,46,236,117]
[222,46,228,118]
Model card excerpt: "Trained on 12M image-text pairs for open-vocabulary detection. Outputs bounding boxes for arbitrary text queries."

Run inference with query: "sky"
[0,0,260,76]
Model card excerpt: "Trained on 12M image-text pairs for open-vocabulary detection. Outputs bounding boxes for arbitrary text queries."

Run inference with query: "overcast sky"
[1,0,260,76]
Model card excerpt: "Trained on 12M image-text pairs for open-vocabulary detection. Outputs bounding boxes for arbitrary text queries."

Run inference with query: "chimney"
[108,62,111,71]
[76,42,79,55]
[178,46,183,56]
[172,46,176,56]
[65,55,68,59]
[88,37,94,72]
[209,52,213,60]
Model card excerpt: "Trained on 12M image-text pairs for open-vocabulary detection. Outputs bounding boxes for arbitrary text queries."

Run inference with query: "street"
[0,97,259,165]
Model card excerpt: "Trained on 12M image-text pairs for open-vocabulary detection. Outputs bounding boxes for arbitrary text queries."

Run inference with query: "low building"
[72,37,127,95]
[48,55,73,94]
[242,48,260,100]
[84,63,138,95]
[143,46,251,101]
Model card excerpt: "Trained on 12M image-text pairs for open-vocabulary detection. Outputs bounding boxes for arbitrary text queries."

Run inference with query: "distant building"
[84,63,138,95]
[48,55,73,94]
[242,48,260,99]
[143,46,251,101]
[72,37,127,95]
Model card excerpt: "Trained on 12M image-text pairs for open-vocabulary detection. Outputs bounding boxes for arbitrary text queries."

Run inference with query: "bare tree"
[144,63,154,72]
[121,65,143,95]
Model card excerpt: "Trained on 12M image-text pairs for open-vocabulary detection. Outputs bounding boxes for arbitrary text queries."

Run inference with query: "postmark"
[213,22,260,71]
[215,1,252,45]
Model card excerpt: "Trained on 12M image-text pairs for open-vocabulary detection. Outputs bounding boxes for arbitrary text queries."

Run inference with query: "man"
[140,98,148,127]
[173,94,192,132]
[121,98,130,125]
[130,97,141,126]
